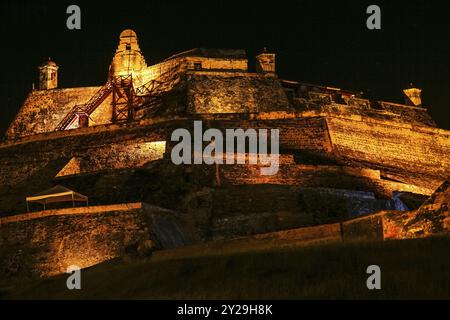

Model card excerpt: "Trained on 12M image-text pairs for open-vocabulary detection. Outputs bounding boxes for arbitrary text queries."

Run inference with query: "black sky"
[0,0,449,134]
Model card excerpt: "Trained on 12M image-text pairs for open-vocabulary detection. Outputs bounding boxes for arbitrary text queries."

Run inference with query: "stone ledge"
[3,111,448,149]
[0,202,142,226]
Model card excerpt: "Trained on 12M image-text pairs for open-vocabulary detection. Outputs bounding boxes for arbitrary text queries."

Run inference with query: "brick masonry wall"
[326,117,450,183]
[185,57,248,71]
[174,117,332,152]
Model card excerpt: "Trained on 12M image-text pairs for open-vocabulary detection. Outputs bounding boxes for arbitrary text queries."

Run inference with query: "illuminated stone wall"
[0,122,168,215]
[57,141,166,177]
[204,180,449,246]
[184,56,247,71]
[5,87,113,139]
[89,96,113,127]
[0,115,447,217]
[187,74,292,114]
[295,101,436,127]
[0,203,188,278]
[218,163,430,196]
[113,52,248,93]
[1,183,445,280]
[382,181,450,239]
[220,180,449,245]
[56,157,81,177]
[326,117,450,189]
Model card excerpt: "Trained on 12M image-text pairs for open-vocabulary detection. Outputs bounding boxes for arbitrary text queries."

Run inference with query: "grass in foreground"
[1,236,449,299]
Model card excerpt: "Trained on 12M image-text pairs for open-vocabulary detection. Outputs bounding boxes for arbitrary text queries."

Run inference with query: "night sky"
[0,0,449,135]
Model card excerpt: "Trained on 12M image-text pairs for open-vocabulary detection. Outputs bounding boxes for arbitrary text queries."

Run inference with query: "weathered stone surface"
[294,101,436,127]
[342,214,384,241]
[5,87,113,139]
[230,181,448,247]
[383,181,450,239]
[326,117,450,189]
[0,203,189,279]
[184,184,404,241]
[187,74,292,114]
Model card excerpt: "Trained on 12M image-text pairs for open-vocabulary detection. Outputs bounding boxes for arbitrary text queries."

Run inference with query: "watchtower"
[38,58,59,90]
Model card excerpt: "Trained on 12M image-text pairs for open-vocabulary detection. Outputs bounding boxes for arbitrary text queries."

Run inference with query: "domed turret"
[38,58,59,90]
[110,29,147,79]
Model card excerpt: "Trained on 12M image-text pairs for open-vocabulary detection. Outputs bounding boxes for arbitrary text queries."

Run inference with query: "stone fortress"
[0,29,449,278]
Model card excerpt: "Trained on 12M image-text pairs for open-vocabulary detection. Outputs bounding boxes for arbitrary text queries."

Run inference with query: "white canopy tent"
[26,185,88,211]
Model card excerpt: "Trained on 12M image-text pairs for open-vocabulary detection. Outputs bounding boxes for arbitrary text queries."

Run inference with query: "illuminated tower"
[38,58,59,90]
[256,48,276,74]
[110,29,147,79]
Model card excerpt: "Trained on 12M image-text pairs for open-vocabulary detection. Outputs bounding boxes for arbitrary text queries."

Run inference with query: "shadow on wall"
[0,203,190,280]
